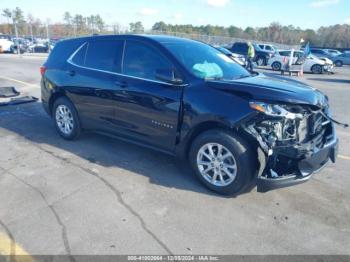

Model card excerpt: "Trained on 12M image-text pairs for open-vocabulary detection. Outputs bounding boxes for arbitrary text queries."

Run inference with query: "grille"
[309,113,324,136]
[307,110,332,149]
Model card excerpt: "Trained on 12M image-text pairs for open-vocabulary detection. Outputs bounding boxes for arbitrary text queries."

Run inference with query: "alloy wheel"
[272,62,281,71]
[312,65,322,74]
[196,143,238,187]
[55,105,74,135]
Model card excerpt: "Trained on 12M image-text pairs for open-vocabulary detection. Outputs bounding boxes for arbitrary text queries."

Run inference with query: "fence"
[1,23,298,51]
[148,30,297,50]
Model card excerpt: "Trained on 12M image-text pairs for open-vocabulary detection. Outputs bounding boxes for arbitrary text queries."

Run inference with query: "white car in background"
[0,39,14,53]
[268,50,333,74]
[258,44,278,54]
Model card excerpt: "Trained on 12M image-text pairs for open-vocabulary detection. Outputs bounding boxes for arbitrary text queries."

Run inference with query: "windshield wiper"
[204,76,223,81]
[234,74,251,80]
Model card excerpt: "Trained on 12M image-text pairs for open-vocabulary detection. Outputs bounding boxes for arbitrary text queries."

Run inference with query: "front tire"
[311,64,323,74]
[256,56,266,66]
[334,60,343,67]
[271,61,282,71]
[53,97,81,140]
[189,129,256,196]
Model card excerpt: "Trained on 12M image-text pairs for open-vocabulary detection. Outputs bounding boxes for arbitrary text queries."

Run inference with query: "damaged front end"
[244,101,339,192]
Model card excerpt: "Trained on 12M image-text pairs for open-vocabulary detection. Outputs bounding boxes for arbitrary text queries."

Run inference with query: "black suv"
[229,42,272,66]
[41,35,338,195]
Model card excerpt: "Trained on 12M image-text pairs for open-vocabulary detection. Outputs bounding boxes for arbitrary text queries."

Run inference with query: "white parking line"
[339,155,350,160]
[0,76,37,87]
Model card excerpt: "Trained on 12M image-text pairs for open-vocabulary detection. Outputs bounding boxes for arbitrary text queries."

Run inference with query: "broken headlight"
[249,101,303,120]
[249,101,308,144]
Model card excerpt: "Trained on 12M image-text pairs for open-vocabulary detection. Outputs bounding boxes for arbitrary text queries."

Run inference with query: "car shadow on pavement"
[0,102,257,197]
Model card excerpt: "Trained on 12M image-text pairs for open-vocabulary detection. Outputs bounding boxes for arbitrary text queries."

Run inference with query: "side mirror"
[155,68,183,85]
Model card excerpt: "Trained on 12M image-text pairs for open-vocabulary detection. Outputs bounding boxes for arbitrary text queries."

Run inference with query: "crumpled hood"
[208,73,327,108]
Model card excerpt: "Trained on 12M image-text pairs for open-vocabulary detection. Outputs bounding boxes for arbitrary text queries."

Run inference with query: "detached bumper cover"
[323,64,334,72]
[257,136,339,192]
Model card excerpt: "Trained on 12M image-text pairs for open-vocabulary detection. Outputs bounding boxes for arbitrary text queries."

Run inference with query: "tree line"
[152,21,350,48]
[1,7,109,38]
[1,7,350,48]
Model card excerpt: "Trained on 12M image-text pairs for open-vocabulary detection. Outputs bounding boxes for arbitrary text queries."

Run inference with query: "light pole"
[30,22,33,43]
[14,20,21,57]
[46,22,50,53]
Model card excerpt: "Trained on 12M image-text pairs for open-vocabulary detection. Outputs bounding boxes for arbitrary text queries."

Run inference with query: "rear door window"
[279,51,290,56]
[294,52,303,57]
[84,40,124,72]
[123,41,173,81]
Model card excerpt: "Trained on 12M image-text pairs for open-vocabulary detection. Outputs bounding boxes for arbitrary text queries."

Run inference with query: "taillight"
[40,66,47,76]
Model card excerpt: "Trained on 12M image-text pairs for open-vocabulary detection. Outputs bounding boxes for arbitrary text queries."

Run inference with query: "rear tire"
[189,129,256,196]
[53,97,81,140]
[271,62,282,71]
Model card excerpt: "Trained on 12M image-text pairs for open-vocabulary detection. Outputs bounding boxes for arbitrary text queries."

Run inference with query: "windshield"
[328,50,341,55]
[309,54,322,60]
[163,41,251,80]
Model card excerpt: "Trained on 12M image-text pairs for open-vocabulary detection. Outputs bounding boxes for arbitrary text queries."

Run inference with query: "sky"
[1,0,350,30]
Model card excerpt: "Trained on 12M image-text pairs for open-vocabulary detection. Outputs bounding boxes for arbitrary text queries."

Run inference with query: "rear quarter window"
[46,39,85,68]
[71,43,87,65]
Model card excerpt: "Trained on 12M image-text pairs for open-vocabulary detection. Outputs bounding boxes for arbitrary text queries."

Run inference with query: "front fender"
[175,83,255,158]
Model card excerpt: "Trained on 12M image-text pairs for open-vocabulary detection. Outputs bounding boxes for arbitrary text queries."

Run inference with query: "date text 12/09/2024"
[127,256,219,261]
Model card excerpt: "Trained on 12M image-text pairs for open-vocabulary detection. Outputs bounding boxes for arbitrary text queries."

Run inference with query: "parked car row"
[268,50,334,74]
[0,34,56,54]
[228,42,273,66]
[220,40,348,74]
[307,48,350,67]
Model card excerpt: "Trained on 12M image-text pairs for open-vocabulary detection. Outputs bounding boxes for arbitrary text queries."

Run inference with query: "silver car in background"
[332,53,350,67]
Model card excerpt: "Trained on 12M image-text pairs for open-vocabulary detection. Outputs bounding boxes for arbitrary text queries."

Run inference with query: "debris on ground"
[0,86,38,106]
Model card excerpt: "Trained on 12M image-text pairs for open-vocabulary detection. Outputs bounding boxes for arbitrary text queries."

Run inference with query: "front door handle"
[115,81,128,88]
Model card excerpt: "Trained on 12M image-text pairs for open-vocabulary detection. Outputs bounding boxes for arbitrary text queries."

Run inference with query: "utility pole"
[46,22,50,52]
[30,22,33,43]
[14,20,21,57]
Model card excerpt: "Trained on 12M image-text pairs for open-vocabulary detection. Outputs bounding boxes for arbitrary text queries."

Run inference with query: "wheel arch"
[176,120,257,160]
[48,89,70,116]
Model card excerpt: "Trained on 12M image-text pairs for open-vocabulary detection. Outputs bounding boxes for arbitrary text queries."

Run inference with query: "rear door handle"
[68,70,76,76]
[115,81,128,88]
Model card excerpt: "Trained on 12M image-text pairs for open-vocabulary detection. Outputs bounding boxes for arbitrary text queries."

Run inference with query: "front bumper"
[323,64,334,72]
[257,136,339,192]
